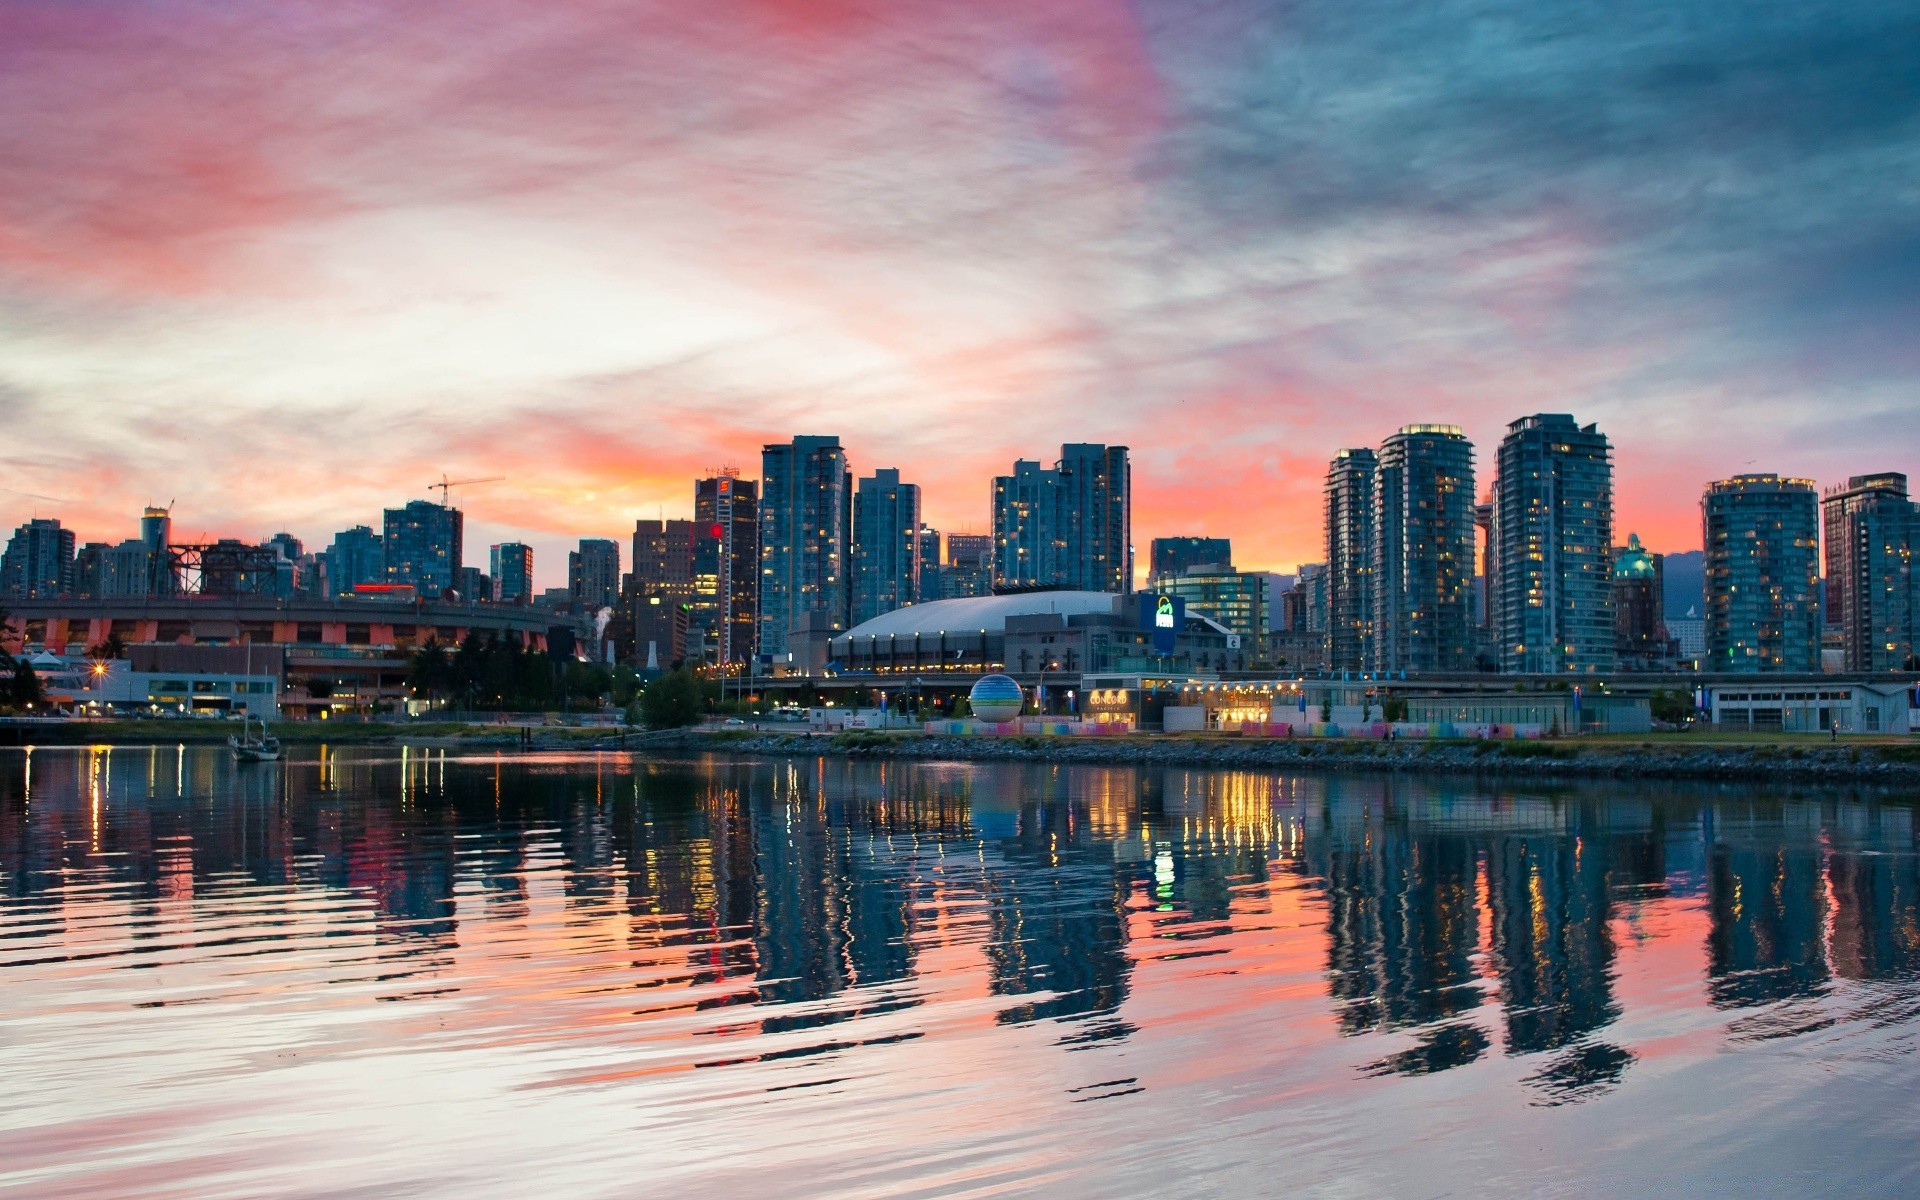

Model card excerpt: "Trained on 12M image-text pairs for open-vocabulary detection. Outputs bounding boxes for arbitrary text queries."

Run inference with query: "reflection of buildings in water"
[1485,834,1619,1054]
[1307,828,1482,1037]
[1706,842,1830,1008]
[1829,844,1920,982]
[984,796,1133,1031]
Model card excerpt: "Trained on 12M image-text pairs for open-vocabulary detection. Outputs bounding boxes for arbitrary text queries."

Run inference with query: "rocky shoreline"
[643,728,1920,785]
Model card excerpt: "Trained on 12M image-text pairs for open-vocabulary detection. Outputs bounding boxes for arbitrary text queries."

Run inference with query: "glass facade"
[382,500,462,599]
[1490,414,1615,673]
[851,468,921,626]
[1822,473,1917,672]
[1371,425,1475,673]
[1323,448,1376,670]
[992,445,1131,594]
[1703,474,1821,673]
[758,436,849,658]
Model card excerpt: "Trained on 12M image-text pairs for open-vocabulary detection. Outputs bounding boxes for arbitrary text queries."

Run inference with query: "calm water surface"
[3,746,1919,1198]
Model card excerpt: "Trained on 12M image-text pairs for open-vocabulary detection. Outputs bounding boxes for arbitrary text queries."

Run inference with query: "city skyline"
[5,2,1917,587]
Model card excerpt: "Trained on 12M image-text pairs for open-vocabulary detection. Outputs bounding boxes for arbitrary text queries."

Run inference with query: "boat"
[229,714,282,762]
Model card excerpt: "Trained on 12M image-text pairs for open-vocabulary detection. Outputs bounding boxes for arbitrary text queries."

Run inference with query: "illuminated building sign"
[1137,593,1185,656]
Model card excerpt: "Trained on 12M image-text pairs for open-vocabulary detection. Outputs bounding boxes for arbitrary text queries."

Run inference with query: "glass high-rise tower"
[758,436,850,658]
[1371,425,1475,673]
[851,468,921,625]
[1822,472,1917,673]
[1323,447,1376,671]
[383,499,463,598]
[1490,414,1615,673]
[1702,474,1821,673]
[991,445,1131,593]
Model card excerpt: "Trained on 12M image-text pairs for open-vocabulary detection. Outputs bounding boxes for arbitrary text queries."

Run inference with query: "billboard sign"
[1138,593,1185,656]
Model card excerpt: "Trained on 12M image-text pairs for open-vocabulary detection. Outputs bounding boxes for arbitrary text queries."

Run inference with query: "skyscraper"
[141,506,176,596]
[0,518,74,599]
[1058,443,1131,593]
[914,527,942,601]
[694,474,759,663]
[1703,474,1821,673]
[944,533,993,599]
[1490,414,1615,673]
[1149,537,1232,582]
[489,543,533,604]
[569,538,622,610]
[851,468,921,625]
[758,437,850,658]
[326,526,386,596]
[991,444,1131,593]
[1323,448,1376,670]
[383,500,463,598]
[1371,425,1475,673]
[1822,473,1917,672]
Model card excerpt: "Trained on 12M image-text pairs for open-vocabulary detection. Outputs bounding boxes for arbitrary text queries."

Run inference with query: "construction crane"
[429,475,504,505]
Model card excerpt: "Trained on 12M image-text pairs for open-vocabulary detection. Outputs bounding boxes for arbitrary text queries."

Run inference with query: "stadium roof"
[836,592,1120,640]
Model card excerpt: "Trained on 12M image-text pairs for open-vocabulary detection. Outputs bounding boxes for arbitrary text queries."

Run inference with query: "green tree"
[1648,688,1692,725]
[9,657,43,709]
[87,632,128,661]
[638,667,707,729]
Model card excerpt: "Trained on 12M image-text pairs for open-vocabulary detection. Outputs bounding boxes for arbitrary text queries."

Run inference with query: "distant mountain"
[1662,550,1703,620]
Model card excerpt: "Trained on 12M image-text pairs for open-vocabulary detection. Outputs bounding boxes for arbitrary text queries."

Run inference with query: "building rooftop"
[837,591,1120,640]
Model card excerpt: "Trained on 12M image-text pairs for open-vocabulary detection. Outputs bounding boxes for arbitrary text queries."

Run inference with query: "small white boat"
[229,715,281,762]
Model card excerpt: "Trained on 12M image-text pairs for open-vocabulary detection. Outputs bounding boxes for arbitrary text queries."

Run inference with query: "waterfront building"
[325,526,385,597]
[489,543,534,605]
[1324,448,1376,670]
[944,533,993,599]
[1150,537,1231,582]
[1160,568,1270,651]
[759,436,850,659]
[693,474,759,663]
[1371,425,1475,673]
[1822,473,1917,673]
[1489,414,1616,673]
[1,518,75,599]
[383,500,463,598]
[1703,474,1822,673]
[851,468,922,626]
[992,445,1131,593]
[1612,535,1674,668]
[568,538,622,611]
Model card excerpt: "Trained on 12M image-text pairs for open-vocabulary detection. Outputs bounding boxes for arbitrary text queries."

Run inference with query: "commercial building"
[1,518,75,599]
[759,436,850,659]
[1612,534,1675,668]
[1704,679,1913,734]
[326,526,385,596]
[1822,473,1917,673]
[1371,425,1475,673]
[1324,448,1376,670]
[1160,567,1270,651]
[1490,414,1616,673]
[851,468,921,626]
[991,445,1131,593]
[568,538,622,611]
[1703,474,1822,673]
[694,474,759,663]
[628,518,698,668]
[943,533,993,600]
[1150,537,1231,581]
[489,543,534,604]
[383,500,463,598]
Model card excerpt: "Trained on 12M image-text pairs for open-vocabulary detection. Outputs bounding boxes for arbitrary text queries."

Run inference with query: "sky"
[2,0,1917,587]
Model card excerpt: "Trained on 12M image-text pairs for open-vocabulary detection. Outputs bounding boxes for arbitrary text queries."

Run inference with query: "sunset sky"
[3,0,1916,587]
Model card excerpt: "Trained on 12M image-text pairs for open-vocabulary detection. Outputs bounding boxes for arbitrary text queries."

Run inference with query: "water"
[3,747,1919,1198]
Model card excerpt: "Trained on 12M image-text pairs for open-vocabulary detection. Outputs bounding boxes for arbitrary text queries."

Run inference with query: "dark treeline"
[406,633,614,712]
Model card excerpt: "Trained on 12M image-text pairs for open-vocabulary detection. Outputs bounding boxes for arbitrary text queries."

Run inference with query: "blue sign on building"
[1138,592,1185,656]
